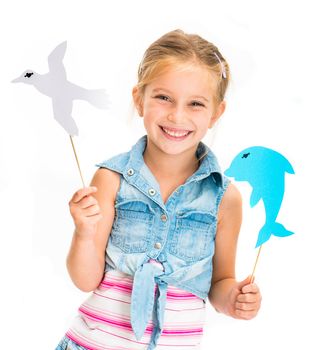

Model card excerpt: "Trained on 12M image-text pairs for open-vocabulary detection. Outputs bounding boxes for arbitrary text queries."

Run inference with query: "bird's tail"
[84,89,110,109]
[255,222,294,247]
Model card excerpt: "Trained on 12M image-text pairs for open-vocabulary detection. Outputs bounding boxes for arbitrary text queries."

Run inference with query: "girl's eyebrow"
[191,95,209,103]
[152,88,209,102]
[152,87,172,94]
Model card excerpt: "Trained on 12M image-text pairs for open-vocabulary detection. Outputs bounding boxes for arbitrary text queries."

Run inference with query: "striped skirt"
[65,269,206,349]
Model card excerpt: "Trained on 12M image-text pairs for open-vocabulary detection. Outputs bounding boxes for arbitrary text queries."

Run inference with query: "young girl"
[56,29,261,350]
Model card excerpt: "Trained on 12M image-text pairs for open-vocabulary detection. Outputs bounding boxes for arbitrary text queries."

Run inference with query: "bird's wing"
[52,96,78,136]
[48,41,67,79]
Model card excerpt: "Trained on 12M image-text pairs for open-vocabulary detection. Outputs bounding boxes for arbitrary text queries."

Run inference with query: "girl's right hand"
[68,186,103,239]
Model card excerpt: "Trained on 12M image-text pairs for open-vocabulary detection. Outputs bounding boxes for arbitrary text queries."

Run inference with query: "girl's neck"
[143,138,199,180]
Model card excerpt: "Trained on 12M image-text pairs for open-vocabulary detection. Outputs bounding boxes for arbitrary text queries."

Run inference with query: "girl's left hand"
[228,276,262,320]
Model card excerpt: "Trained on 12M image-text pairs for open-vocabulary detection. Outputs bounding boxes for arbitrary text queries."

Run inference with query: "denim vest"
[95,135,230,350]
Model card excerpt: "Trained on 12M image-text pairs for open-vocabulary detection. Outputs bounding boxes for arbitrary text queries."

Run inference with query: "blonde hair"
[136,29,230,106]
[133,29,231,163]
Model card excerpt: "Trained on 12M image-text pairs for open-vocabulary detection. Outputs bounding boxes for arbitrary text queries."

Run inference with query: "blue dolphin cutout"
[224,146,295,247]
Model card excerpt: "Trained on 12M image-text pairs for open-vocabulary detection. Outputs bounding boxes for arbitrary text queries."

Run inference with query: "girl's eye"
[190,101,205,108]
[155,95,170,102]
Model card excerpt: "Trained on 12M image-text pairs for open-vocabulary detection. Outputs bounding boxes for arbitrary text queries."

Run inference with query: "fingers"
[235,301,257,311]
[81,204,101,217]
[237,291,258,303]
[69,187,99,212]
[236,275,253,291]
[234,282,262,320]
[234,308,259,320]
[66,186,104,241]
[241,283,260,294]
[69,187,102,230]
[70,186,98,204]
[79,196,98,210]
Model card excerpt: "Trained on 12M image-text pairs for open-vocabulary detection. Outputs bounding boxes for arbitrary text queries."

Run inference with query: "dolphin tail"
[255,222,294,248]
[84,89,110,109]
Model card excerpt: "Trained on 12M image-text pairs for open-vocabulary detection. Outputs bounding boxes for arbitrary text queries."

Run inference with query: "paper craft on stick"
[12,41,109,187]
[12,41,109,136]
[225,146,295,248]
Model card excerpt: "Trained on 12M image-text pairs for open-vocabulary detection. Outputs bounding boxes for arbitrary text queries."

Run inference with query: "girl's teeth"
[162,127,189,137]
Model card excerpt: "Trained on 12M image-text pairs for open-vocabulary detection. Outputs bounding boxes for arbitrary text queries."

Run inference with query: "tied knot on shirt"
[131,259,167,340]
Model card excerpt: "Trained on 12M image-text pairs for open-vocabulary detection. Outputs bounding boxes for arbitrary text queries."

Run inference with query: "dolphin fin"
[250,189,261,207]
[283,157,295,174]
[273,223,294,238]
[255,222,294,247]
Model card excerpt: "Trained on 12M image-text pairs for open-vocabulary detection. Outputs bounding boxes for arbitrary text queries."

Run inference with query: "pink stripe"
[79,306,155,334]
[82,304,131,322]
[72,324,200,348]
[100,280,133,292]
[95,326,150,345]
[93,291,131,304]
[97,326,200,347]
[68,328,139,350]
[68,326,201,350]
[100,275,200,299]
[79,306,202,336]
[98,284,198,301]
[165,306,205,312]
[162,329,203,336]
[66,331,117,350]
[82,302,203,330]
[167,291,199,298]
[69,270,205,348]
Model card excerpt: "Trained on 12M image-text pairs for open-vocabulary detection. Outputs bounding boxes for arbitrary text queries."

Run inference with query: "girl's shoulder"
[218,182,242,223]
[91,167,121,201]
[95,150,131,175]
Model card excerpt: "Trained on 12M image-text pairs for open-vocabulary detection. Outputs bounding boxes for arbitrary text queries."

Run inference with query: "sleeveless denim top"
[95,135,230,350]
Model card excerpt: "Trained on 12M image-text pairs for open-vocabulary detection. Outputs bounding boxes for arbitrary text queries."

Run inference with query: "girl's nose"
[167,106,185,123]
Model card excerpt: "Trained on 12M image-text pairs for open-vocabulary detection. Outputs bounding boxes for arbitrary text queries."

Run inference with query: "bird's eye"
[24,72,34,78]
[242,152,250,159]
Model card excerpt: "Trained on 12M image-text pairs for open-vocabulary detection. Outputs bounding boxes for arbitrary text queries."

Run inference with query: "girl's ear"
[132,86,143,117]
[209,100,226,128]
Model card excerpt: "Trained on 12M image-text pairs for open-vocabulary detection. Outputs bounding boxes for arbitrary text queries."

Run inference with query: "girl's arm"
[208,183,261,320]
[66,168,120,292]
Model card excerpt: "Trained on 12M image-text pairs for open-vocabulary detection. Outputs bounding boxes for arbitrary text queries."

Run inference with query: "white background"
[1,0,326,348]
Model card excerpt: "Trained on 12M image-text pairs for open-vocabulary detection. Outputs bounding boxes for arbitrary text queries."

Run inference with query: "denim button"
[127,168,134,176]
[154,242,162,249]
[160,214,167,222]
[148,188,156,196]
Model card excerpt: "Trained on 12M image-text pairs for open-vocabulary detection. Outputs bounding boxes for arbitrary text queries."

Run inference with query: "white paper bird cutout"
[12,41,109,136]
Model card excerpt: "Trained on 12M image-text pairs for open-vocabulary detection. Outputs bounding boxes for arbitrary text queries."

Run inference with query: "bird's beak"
[11,76,22,83]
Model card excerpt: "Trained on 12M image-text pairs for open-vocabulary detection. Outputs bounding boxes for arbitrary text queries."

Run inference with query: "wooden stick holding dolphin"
[12,41,110,187]
[225,146,295,280]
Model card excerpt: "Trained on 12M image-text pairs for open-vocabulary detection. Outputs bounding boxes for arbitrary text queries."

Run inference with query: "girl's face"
[133,64,225,157]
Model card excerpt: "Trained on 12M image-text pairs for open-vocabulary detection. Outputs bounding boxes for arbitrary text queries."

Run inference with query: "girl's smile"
[134,65,225,158]
[159,125,193,141]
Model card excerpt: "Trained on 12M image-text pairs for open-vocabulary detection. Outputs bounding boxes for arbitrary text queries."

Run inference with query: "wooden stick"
[69,135,86,188]
[250,245,262,283]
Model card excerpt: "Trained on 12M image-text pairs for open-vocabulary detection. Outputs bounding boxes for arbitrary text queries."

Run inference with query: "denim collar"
[126,135,222,184]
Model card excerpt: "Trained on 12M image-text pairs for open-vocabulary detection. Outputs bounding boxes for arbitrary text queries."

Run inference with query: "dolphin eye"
[242,152,250,159]
[24,72,34,78]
